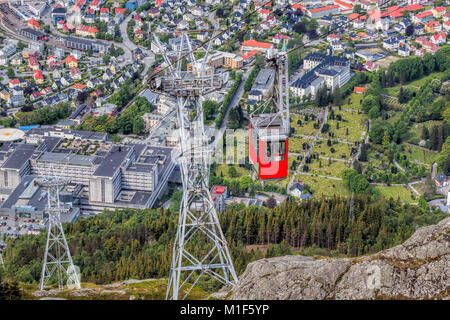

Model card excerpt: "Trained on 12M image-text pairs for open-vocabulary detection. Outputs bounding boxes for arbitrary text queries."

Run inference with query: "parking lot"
[0,215,43,239]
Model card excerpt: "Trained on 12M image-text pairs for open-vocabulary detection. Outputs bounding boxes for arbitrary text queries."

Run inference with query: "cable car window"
[265,140,286,162]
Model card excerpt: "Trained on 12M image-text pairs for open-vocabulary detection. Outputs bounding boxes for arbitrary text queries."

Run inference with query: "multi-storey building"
[0,126,176,215]
[291,52,350,99]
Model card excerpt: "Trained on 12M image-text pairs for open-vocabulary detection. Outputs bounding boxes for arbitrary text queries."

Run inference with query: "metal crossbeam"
[152,32,237,300]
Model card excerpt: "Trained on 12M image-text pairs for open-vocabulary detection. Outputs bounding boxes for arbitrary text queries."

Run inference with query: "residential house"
[431,33,446,45]
[70,67,82,80]
[33,70,44,84]
[434,174,448,187]
[425,21,442,33]
[290,181,304,198]
[76,25,99,38]
[65,55,78,68]
[28,56,39,71]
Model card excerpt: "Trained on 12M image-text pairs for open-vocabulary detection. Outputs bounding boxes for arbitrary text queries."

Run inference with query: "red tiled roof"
[292,4,306,12]
[354,86,366,93]
[241,49,259,60]
[33,70,43,80]
[335,0,353,9]
[309,5,339,13]
[211,186,227,194]
[404,4,423,11]
[415,11,433,19]
[242,39,272,49]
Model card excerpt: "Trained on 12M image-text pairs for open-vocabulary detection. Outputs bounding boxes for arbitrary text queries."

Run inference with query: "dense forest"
[1,195,446,287]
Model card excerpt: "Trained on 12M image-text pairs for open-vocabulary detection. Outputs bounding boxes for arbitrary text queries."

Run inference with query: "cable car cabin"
[249,113,288,180]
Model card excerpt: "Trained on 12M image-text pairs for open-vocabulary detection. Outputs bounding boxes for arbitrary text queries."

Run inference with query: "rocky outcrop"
[214,217,450,300]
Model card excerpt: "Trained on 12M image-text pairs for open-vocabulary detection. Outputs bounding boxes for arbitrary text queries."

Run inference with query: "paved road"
[393,159,406,173]
[211,66,254,152]
[118,11,155,73]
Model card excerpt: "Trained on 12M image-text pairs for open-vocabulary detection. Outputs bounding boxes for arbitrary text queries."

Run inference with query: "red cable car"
[249,113,288,180]
[249,47,289,181]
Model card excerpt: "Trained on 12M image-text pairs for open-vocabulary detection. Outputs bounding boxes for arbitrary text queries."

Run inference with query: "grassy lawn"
[312,140,354,161]
[216,164,252,179]
[408,72,445,88]
[374,185,417,203]
[342,92,363,111]
[400,144,438,167]
[308,158,349,178]
[403,120,443,144]
[295,173,350,197]
[322,109,367,143]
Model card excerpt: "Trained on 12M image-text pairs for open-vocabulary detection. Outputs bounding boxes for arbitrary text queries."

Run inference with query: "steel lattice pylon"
[150,32,237,300]
[35,177,81,291]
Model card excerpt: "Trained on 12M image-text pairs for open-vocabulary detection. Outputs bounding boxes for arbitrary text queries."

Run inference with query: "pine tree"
[430,125,439,150]
[382,130,390,149]
[333,85,341,106]
[421,126,429,140]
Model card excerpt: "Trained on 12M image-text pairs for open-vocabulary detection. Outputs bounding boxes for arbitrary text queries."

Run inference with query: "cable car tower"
[249,43,290,180]
[149,32,237,300]
[35,172,81,291]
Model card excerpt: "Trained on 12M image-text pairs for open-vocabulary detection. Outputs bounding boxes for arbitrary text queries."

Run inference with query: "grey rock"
[214,217,450,300]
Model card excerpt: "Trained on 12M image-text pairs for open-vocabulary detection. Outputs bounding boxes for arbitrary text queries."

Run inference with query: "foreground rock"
[214,217,450,300]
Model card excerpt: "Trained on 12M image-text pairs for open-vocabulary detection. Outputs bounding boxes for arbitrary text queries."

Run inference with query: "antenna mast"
[150,31,238,300]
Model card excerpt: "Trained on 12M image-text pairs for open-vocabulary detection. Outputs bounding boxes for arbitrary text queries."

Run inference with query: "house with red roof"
[89,0,100,10]
[115,8,126,15]
[100,8,110,22]
[70,67,82,80]
[363,61,379,72]
[31,91,44,101]
[33,70,44,84]
[430,33,446,45]
[334,0,353,13]
[416,36,440,53]
[9,78,20,89]
[354,86,367,94]
[63,22,76,33]
[47,55,56,65]
[28,56,39,71]
[443,21,450,32]
[272,33,289,45]
[134,29,144,40]
[241,40,273,52]
[425,21,442,33]
[259,8,270,19]
[432,6,446,18]
[76,25,99,38]
[292,4,306,12]
[28,18,41,30]
[413,11,433,24]
[241,49,259,61]
[65,55,78,68]
[210,186,228,212]
[307,5,340,18]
